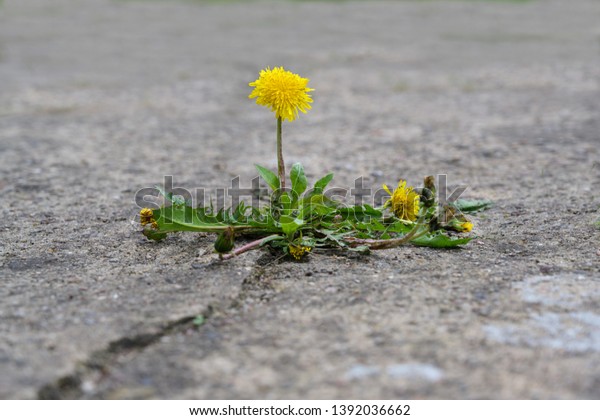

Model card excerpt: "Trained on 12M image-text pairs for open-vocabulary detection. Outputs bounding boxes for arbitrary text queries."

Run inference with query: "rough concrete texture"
[1,0,599,399]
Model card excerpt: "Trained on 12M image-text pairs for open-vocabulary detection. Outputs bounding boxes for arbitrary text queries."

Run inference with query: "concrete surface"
[1,0,599,399]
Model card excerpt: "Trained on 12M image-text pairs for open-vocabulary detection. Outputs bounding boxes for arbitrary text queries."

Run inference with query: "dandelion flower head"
[140,208,158,229]
[460,221,473,232]
[289,244,312,260]
[249,67,313,121]
[383,180,420,222]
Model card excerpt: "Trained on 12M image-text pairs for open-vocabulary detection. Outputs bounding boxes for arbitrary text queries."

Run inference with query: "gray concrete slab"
[1,0,599,399]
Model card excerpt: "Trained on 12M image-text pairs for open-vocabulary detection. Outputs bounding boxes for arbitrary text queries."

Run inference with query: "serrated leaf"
[411,231,472,248]
[155,185,187,206]
[290,162,308,201]
[255,164,280,191]
[153,205,278,234]
[301,194,340,216]
[313,172,334,194]
[338,204,383,222]
[453,199,493,213]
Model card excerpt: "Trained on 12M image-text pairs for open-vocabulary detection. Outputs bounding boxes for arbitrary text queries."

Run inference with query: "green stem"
[220,234,281,260]
[277,117,285,190]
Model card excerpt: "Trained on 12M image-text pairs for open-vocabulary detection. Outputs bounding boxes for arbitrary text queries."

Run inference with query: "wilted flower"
[140,208,156,227]
[289,244,312,260]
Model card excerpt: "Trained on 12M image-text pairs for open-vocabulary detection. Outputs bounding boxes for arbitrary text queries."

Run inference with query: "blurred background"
[2,0,598,191]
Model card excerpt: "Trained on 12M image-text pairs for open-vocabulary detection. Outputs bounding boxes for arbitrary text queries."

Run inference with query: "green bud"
[214,227,235,253]
[424,175,436,194]
[420,188,435,207]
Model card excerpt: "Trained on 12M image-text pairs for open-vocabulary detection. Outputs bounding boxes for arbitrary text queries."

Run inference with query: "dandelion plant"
[139,67,491,260]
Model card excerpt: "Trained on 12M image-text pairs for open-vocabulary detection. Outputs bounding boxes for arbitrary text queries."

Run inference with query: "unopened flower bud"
[424,176,436,194]
[214,227,235,253]
[420,188,435,207]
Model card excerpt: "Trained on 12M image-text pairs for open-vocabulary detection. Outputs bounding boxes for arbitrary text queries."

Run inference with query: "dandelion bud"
[424,176,436,193]
[214,227,235,253]
[420,187,435,208]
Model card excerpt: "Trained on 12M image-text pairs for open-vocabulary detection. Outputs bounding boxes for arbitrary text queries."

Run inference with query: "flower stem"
[219,234,281,260]
[276,117,285,190]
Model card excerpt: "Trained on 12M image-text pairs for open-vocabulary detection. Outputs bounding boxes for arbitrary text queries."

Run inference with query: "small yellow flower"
[249,67,314,121]
[140,208,158,229]
[140,208,153,218]
[460,221,473,232]
[383,180,420,221]
[447,218,473,232]
[289,244,312,260]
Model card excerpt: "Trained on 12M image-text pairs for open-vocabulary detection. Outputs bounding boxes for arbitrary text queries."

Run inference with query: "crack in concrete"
[37,313,203,399]
[37,259,275,399]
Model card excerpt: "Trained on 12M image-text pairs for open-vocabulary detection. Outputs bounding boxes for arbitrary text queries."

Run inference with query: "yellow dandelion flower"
[140,208,154,218]
[460,221,473,232]
[289,244,312,260]
[383,180,420,221]
[140,208,158,228]
[446,218,473,232]
[249,67,313,121]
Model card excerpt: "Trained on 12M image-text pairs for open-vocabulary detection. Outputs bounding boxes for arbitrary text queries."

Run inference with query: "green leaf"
[313,172,334,194]
[349,245,371,255]
[192,315,205,327]
[260,235,285,246]
[381,220,413,234]
[152,205,279,234]
[315,229,350,248]
[453,199,493,213]
[142,228,168,242]
[338,204,382,221]
[411,231,472,248]
[279,192,294,215]
[280,214,304,236]
[290,162,308,200]
[255,164,280,191]
[155,185,186,206]
[301,194,339,216]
